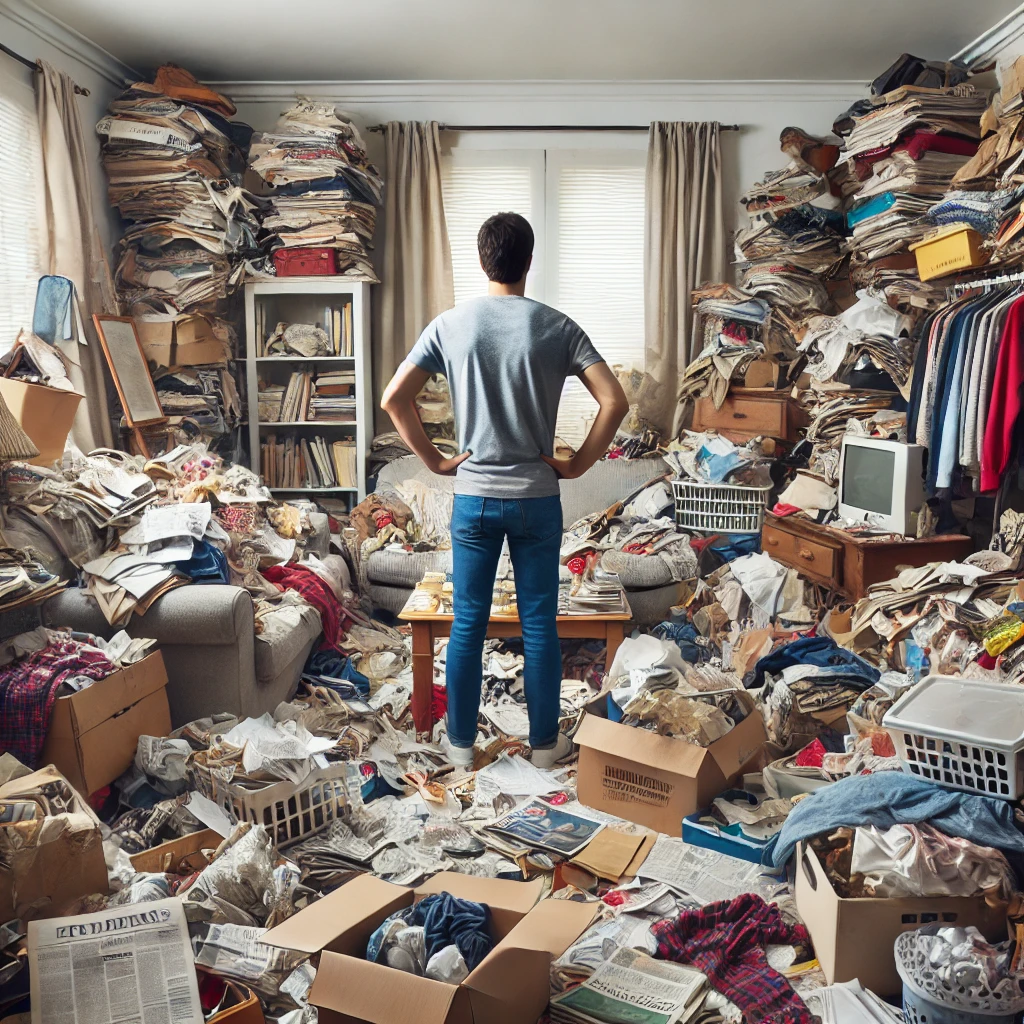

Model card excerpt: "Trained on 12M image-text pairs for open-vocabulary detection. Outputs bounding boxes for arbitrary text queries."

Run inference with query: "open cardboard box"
[129,828,222,874]
[262,872,598,1024]
[795,841,1007,996]
[574,697,767,834]
[135,314,227,367]
[40,651,170,797]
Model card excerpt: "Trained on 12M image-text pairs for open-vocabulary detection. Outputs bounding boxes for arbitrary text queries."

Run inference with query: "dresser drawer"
[693,395,787,439]
[762,522,842,585]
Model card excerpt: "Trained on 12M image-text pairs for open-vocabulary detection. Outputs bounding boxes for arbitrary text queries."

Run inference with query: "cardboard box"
[795,842,1006,996]
[129,828,221,874]
[40,652,170,797]
[910,225,988,281]
[262,872,598,1024]
[136,315,226,367]
[574,701,768,834]
[0,765,108,921]
[0,378,83,468]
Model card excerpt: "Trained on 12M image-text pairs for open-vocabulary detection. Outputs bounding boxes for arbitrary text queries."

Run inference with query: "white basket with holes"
[883,675,1024,801]
[671,480,771,535]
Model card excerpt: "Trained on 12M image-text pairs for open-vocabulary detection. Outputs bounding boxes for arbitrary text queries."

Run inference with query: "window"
[0,66,44,355]
[441,147,646,445]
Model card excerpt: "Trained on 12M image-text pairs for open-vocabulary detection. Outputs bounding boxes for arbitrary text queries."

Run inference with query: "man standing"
[381,212,628,768]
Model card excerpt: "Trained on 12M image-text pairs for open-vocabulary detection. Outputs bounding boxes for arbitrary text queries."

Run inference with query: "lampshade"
[0,390,39,461]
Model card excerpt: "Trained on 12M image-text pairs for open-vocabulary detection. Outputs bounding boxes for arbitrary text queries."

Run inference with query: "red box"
[273,247,338,276]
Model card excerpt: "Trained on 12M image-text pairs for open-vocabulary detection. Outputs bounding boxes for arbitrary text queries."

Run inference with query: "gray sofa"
[366,456,687,625]
[43,585,322,727]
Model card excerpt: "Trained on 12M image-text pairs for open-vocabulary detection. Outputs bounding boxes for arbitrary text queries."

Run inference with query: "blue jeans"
[446,494,562,748]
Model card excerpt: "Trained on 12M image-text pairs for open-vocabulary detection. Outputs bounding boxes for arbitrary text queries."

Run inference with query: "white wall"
[221,79,868,247]
[0,0,134,253]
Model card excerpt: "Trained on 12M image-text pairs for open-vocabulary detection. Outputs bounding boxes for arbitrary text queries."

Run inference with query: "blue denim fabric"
[446,494,562,748]
[32,275,75,344]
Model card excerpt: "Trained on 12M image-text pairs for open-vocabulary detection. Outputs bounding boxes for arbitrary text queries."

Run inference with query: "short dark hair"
[477,212,534,283]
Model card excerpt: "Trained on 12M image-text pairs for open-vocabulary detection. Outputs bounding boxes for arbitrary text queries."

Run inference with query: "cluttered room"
[8,2,1024,1022]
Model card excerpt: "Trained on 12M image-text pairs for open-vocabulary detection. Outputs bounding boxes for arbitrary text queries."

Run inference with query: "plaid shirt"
[0,636,114,769]
[652,893,813,1024]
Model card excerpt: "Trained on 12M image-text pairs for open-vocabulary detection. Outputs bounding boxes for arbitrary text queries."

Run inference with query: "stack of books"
[309,370,356,421]
[256,305,354,357]
[267,371,356,423]
[261,436,358,490]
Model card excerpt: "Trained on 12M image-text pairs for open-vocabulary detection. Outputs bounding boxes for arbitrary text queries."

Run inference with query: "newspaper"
[550,945,708,1024]
[191,922,305,998]
[28,897,203,1024]
[487,798,605,857]
[636,836,787,904]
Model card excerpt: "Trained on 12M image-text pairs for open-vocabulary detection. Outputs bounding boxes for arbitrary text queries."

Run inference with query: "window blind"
[440,162,535,305]
[0,83,44,355]
[553,165,646,446]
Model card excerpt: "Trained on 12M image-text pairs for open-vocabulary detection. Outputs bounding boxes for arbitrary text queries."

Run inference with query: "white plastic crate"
[672,480,771,535]
[883,675,1024,800]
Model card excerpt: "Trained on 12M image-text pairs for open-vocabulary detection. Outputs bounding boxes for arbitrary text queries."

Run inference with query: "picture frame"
[92,315,167,458]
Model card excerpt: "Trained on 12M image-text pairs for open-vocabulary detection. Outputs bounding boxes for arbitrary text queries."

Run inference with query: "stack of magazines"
[560,568,627,615]
[550,947,708,1024]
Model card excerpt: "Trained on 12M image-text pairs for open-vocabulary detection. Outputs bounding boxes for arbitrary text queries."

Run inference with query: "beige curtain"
[35,59,114,451]
[644,122,726,435]
[374,121,454,427]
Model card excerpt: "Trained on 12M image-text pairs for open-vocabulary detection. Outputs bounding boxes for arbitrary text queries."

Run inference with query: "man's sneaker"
[531,732,574,769]
[440,734,475,768]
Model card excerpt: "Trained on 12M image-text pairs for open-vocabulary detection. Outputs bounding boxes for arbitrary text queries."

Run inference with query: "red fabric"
[653,894,813,1024]
[854,131,978,176]
[431,683,448,724]
[771,502,802,517]
[263,564,342,650]
[981,296,1024,491]
[979,651,998,670]
[795,738,827,768]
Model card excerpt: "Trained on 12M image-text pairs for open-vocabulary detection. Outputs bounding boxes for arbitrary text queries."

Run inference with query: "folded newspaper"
[28,897,204,1024]
[550,946,708,1024]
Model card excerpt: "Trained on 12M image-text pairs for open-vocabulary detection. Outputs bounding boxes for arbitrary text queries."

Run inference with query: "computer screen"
[841,444,895,515]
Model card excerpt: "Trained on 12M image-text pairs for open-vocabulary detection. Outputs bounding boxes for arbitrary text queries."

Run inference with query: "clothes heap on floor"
[96,64,259,454]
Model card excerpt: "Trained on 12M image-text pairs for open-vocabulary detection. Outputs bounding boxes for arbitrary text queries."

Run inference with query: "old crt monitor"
[837,435,925,536]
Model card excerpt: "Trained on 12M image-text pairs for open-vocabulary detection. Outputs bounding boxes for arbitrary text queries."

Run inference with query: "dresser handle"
[798,548,815,562]
[766,536,778,547]
[732,412,747,419]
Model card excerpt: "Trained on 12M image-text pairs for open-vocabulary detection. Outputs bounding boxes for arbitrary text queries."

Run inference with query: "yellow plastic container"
[910,225,988,281]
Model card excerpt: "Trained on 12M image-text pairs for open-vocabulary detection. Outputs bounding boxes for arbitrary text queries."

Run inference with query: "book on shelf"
[260,435,358,490]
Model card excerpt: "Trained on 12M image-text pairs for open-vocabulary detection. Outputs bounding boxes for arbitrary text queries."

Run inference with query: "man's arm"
[541,362,629,480]
[380,362,470,476]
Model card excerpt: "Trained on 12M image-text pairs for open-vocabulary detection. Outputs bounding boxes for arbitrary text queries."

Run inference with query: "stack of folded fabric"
[248,100,383,280]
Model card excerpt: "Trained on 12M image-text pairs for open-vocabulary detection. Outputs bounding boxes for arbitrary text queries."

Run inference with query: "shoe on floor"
[531,732,574,769]
[440,734,475,768]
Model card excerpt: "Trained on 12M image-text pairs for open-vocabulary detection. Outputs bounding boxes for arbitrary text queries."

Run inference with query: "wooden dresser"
[692,388,808,442]
[761,513,975,600]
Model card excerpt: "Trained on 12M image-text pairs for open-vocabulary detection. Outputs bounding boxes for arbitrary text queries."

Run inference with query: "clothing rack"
[0,41,90,96]
[945,269,1024,299]
[367,122,742,133]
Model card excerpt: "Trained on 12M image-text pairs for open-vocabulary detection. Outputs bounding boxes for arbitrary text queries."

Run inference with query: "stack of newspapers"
[550,947,708,1024]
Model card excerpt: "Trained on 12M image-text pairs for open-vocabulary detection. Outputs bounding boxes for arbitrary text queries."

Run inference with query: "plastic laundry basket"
[895,931,1021,1024]
[882,675,1024,800]
[672,480,771,535]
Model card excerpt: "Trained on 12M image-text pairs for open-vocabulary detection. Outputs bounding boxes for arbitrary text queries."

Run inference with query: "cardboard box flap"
[310,951,471,1024]
[575,713,709,775]
[706,712,767,779]
[464,947,553,1024]
[262,874,410,954]
[570,829,645,881]
[415,873,543,916]
[69,652,168,734]
[477,899,599,962]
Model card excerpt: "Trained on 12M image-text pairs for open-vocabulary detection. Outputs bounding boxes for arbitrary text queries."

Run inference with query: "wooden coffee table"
[399,599,632,738]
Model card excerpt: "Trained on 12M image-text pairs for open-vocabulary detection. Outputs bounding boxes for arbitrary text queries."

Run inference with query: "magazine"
[486,798,605,857]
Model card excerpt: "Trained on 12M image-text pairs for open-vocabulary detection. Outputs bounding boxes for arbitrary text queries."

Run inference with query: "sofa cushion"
[254,603,322,683]
[600,550,675,589]
[366,582,414,618]
[366,548,453,589]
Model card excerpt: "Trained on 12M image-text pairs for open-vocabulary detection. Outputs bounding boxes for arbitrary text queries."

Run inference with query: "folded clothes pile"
[248,99,383,280]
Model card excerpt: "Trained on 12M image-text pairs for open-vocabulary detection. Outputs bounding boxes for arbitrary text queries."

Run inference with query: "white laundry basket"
[671,480,771,535]
[883,675,1024,800]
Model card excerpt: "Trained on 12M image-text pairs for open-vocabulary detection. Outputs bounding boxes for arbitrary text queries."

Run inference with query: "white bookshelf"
[243,279,373,502]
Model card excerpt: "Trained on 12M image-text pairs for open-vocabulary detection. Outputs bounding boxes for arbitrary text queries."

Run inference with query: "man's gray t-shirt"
[407,295,604,498]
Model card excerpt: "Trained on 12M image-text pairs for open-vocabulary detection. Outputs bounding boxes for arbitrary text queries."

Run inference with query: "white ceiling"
[30,0,1018,82]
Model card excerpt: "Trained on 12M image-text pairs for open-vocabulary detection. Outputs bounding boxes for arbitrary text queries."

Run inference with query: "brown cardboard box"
[129,828,221,874]
[795,842,1006,996]
[40,652,170,797]
[262,872,598,1024]
[0,378,83,468]
[743,360,781,389]
[0,765,108,921]
[136,315,226,367]
[574,701,768,834]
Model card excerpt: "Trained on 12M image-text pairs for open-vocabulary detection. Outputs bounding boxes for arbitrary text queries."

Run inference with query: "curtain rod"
[368,122,741,133]
[0,42,90,95]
